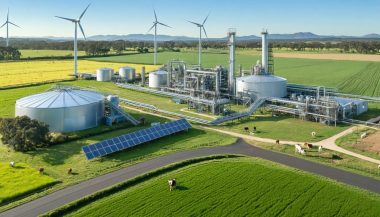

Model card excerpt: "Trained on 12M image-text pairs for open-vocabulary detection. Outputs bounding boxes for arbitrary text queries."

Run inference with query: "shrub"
[0,116,50,152]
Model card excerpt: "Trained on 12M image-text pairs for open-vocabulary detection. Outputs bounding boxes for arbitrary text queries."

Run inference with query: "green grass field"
[66,157,380,217]
[0,162,55,204]
[0,109,235,208]
[86,51,380,96]
[336,128,380,161]
[217,114,349,142]
[248,140,380,180]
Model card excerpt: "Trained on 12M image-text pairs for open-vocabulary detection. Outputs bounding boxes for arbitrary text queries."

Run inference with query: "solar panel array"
[82,119,192,160]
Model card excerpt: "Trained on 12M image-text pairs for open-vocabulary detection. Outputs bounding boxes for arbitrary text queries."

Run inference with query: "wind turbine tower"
[188,13,209,67]
[148,9,171,65]
[55,4,90,78]
[1,9,20,47]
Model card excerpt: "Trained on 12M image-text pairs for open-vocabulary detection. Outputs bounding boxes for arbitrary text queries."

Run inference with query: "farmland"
[0,60,159,88]
[87,51,380,96]
[0,162,55,204]
[65,157,380,217]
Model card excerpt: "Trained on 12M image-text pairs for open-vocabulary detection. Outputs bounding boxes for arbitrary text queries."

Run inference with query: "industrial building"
[115,29,369,126]
[17,29,371,129]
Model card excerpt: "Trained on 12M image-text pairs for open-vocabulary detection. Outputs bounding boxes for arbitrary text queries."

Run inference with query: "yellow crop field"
[0,60,160,88]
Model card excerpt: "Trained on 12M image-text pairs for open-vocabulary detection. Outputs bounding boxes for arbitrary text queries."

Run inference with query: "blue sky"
[1,0,379,38]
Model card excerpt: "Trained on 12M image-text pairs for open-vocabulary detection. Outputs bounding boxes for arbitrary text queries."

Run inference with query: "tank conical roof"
[16,88,104,109]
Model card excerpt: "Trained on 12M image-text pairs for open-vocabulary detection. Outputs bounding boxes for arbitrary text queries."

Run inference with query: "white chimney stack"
[261,30,269,73]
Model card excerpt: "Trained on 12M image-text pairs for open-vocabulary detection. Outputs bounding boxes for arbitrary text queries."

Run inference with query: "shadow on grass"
[176,186,189,191]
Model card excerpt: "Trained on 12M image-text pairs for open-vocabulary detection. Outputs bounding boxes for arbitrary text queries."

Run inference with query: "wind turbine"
[147,9,171,65]
[55,4,90,78]
[0,9,20,47]
[187,13,209,67]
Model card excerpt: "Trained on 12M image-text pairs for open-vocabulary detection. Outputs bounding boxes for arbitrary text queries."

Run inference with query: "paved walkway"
[2,139,380,217]
[202,126,380,165]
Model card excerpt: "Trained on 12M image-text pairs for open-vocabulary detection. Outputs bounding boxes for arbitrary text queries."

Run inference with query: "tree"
[0,116,50,152]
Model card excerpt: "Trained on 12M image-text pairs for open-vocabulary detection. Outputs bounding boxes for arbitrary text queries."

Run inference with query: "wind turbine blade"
[79,23,86,40]
[187,20,201,26]
[8,22,20,28]
[147,23,155,33]
[203,26,208,38]
[0,22,6,28]
[154,9,157,22]
[79,4,91,20]
[7,8,9,22]
[202,13,210,25]
[158,22,171,28]
[55,16,76,22]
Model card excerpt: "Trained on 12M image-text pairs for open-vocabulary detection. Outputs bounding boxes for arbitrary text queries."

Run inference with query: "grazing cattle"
[360,133,367,139]
[300,149,306,155]
[39,168,44,174]
[9,161,15,167]
[307,143,313,149]
[168,179,177,191]
[276,140,280,145]
[318,146,323,152]
[253,126,257,132]
[68,168,73,175]
[311,132,316,137]
[244,127,249,132]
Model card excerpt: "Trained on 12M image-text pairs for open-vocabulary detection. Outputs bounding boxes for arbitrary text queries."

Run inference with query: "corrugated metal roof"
[16,89,104,108]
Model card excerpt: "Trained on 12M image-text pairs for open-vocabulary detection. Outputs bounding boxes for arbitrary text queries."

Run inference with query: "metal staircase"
[209,98,266,125]
[107,100,140,126]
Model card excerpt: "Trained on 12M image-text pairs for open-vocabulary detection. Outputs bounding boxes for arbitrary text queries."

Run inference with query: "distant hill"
[6,32,380,42]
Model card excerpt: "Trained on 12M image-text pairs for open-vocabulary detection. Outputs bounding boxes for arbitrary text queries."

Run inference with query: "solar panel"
[82,119,192,160]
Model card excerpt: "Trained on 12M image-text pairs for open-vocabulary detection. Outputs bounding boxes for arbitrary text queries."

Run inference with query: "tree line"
[0,46,21,60]
[5,39,380,55]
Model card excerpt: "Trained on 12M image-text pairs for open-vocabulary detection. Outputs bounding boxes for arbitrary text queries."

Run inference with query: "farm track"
[1,139,380,217]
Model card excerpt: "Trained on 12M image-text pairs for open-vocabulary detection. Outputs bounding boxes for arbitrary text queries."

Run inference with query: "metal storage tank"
[97,68,114,82]
[149,70,168,88]
[236,75,287,98]
[15,88,105,132]
[119,66,136,81]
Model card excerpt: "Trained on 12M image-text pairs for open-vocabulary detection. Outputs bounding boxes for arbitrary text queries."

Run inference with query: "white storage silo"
[149,70,168,88]
[119,66,136,81]
[236,74,287,98]
[15,88,105,132]
[97,68,114,82]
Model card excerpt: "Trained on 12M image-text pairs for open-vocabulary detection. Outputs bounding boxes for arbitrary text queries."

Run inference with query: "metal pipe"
[141,66,145,86]
[228,29,236,95]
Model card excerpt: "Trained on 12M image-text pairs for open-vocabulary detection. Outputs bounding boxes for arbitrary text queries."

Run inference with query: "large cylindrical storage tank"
[119,66,136,81]
[15,89,105,132]
[97,68,114,82]
[149,70,168,88]
[236,75,287,98]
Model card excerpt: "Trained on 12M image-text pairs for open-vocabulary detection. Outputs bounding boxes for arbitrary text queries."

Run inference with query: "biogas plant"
[16,30,369,132]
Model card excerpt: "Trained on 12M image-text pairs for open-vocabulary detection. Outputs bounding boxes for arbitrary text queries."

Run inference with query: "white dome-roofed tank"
[15,88,105,132]
[149,70,168,88]
[236,74,287,98]
[119,66,136,81]
[97,68,114,82]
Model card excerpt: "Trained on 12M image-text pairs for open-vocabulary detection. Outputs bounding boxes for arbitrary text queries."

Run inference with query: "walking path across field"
[126,105,380,165]
[202,127,380,165]
[1,139,380,217]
